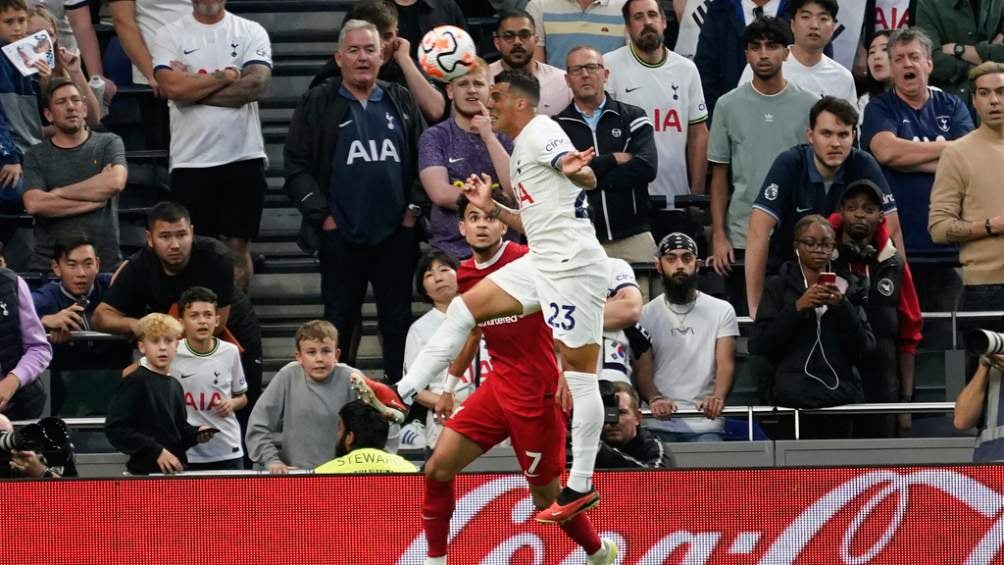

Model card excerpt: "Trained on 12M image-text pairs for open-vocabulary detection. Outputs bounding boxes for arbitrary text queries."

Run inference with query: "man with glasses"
[604,0,709,244]
[555,45,658,262]
[745,96,900,317]
[488,9,572,116]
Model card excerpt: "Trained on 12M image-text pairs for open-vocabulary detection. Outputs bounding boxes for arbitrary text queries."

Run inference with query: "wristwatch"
[954,44,967,59]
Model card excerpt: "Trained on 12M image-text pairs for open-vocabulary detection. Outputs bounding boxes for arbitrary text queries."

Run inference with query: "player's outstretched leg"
[395,296,478,402]
[349,373,407,424]
[529,481,615,563]
[422,427,485,564]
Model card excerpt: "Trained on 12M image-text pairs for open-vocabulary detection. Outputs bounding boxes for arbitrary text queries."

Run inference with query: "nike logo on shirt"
[625,86,642,93]
[448,157,464,163]
[183,48,199,55]
[796,206,814,213]
[180,373,195,379]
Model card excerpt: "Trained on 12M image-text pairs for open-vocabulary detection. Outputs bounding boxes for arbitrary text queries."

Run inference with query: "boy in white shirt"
[172,286,247,470]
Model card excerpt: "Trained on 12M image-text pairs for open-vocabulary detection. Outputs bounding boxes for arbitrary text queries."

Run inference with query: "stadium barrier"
[6,465,1004,564]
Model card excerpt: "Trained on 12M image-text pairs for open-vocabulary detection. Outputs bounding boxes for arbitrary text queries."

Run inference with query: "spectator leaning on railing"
[0,262,52,421]
[21,78,127,273]
[284,19,426,385]
[751,215,875,438]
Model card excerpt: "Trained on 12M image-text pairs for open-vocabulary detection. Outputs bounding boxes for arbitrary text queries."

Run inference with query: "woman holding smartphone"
[751,215,876,438]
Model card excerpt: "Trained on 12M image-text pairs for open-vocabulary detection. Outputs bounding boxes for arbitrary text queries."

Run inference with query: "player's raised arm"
[560,148,597,190]
[463,173,525,233]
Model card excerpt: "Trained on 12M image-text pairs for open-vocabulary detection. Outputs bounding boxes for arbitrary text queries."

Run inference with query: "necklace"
[665,293,698,335]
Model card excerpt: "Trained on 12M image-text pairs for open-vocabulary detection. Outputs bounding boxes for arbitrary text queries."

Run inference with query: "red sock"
[423,476,455,557]
[559,513,602,555]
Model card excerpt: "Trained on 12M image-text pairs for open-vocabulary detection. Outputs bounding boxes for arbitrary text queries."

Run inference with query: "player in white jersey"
[600,257,644,384]
[172,287,248,470]
[604,0,709,218]
[364,69,608,525]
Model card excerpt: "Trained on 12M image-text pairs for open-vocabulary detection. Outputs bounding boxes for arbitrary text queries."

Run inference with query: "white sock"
[396,297,476,403]
[424,557,446,565]
[565,371,603,492]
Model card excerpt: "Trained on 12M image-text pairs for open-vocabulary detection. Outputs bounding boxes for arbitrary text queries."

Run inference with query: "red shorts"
[445,384,567,486]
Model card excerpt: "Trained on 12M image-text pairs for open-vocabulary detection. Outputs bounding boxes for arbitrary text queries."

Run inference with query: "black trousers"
[320,226,416,383]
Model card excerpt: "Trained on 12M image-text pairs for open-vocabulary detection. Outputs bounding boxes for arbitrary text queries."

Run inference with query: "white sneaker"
[587,539,618,565]
[399,420,427,450]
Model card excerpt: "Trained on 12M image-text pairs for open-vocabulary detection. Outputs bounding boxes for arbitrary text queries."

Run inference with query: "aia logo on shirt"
[346,139,401,164]
[653,108,683,132]
[186,391,224,411]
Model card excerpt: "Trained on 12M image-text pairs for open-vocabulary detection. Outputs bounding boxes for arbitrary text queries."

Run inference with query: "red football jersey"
[457,242,560,417]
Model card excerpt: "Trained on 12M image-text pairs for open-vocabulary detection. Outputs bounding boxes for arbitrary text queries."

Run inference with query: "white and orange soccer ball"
[418,25,477,83]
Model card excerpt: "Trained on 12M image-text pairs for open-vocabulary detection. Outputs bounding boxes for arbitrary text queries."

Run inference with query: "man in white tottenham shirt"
[605,0,708,241]
[110,0,190,92]
[635,233,738,442]
[151,0,272,292]
[738,0,856,106]
[600,257,644,385]
[363,70,608,524]
[487,8,572,116]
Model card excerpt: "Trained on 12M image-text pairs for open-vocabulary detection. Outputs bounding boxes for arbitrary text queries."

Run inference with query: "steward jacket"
[554,95,657,242]
[751,261,876,408]
[283,77,426,253]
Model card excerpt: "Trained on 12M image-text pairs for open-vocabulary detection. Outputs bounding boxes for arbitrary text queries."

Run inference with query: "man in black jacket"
[596,381,673,469]
[555,46,658,263]
[284,20,427,384]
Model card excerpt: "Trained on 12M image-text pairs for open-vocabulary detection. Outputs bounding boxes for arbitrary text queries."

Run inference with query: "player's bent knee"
[424,456,457,483]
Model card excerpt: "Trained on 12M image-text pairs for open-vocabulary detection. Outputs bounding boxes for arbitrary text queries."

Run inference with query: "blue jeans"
[650,429,724,443]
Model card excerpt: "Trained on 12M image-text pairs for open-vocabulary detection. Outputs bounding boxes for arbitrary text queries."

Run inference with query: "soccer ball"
[418,25,477,83]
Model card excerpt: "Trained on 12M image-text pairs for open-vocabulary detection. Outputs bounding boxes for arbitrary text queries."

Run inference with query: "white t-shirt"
[604,45,708,209]
[640,292,738,434]
[739,53,857,107]
[404,308,490,447]
[874,0,910,30]
[171,339,248,463]
[510,114,605,273]
[151,12,271,170]
[38,0,87,51]
[600,257,639,384]
[127,0,191,84]
[488,60,572,116]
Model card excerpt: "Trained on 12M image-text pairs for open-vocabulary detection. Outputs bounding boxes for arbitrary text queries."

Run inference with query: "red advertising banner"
[6,465,1004,564]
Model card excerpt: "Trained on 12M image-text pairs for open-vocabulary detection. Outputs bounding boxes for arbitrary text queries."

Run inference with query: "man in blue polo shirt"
[745,96,901,316]
[284,20,426,384]
[861,27,973,312]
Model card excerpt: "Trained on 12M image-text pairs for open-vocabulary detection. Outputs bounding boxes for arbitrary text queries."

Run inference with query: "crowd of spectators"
[0,0,1002,476]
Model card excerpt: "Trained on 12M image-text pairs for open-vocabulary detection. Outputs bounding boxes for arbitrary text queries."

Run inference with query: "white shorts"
[487,254,606,348]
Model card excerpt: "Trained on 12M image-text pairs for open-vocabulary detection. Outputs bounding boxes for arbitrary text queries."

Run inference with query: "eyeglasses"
[797,239,836,252]
[496,30,534,42]
[567,63,604,76]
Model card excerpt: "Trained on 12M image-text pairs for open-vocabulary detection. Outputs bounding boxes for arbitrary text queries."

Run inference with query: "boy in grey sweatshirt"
[245,320,402,472]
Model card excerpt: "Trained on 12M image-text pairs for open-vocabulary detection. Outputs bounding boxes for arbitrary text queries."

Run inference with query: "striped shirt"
[526,0,627,69]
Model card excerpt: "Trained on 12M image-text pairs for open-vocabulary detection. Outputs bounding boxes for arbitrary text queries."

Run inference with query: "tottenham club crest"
[936,115,951,133]
[877,277,895,297]
[764,183,779,201]
[386,112,396,130]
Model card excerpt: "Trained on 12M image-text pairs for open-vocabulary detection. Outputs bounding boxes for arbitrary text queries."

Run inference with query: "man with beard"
[707,17,818,315]
[830,180,922,437]
[21,78,127,272]
[604,0,708,243]
[314,400,418,473]
[419,57,513,259]
[635,233,738,442]
[488,9,571,116]
[744,96,901,317]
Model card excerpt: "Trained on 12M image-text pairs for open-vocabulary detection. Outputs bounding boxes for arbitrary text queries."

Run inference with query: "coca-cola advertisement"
[7,466,1004,564]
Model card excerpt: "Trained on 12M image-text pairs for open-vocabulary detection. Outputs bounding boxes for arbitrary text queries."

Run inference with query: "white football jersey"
[129,0,191,84]
[600,257,639,384]
[605,46,708,210]
[171,339,248,463]
[510,115,605,273]
[151,12,271,170]
[738,54,857,107]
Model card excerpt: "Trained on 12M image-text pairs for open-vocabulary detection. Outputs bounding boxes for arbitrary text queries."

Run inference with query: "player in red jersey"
[416,191,617,565]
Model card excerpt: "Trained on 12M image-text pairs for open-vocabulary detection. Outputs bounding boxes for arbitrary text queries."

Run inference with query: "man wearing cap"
[830,180,922,438]
[634,233,739,442]
[745,96,902,318]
